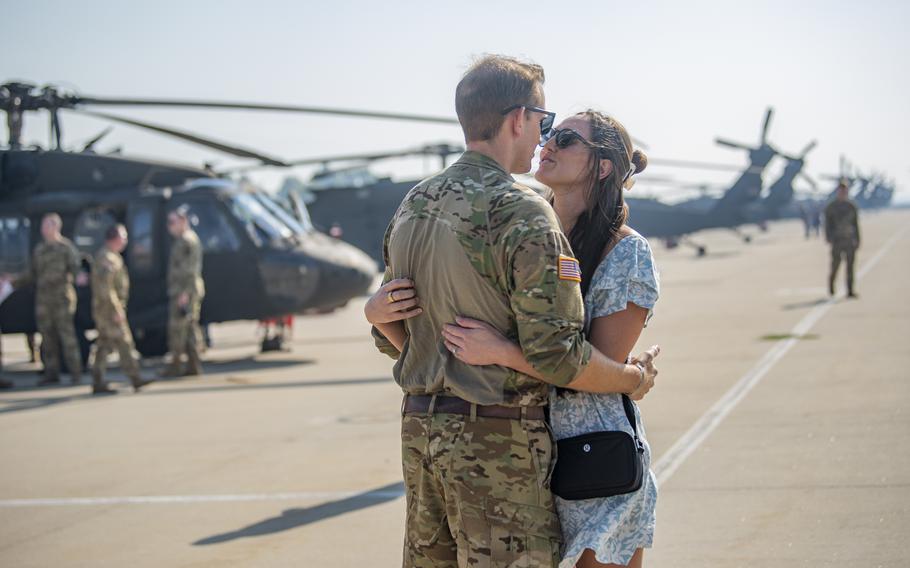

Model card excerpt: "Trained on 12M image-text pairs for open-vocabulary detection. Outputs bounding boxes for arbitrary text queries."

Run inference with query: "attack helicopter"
[0,81,457,356]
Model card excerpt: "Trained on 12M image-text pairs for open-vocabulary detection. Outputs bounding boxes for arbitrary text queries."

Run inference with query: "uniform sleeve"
[504,210,592,386]
[823,204,833,242]
[170,238,203,295]
[67,243,80,279]
[588,236,660,326]
[371,221,401,359]
[853,204,860,245]
[95,258,124,314]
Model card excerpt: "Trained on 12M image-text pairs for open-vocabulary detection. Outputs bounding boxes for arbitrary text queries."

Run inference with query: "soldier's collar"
[456,151,514,180]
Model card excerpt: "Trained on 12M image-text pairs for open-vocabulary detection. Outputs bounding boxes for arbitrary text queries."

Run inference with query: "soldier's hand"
[442,317,515,367]
[75,272,89,287]
[113,311,124,324]
[178,292,189,307]
[364,278,422,324]
[629,345,660,401]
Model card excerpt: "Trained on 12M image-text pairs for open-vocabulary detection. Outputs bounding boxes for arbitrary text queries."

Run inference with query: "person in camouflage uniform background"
[825,181,861,298]
[15,213,85,385]
[365,55,659,567]
[91,224,149,394]
[162,207,205,377]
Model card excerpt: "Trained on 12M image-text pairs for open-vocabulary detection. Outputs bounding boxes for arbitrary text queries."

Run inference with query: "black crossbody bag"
[550,394,644,500]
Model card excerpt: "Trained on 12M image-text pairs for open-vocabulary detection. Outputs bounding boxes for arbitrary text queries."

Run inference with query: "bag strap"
[621,394,644,452]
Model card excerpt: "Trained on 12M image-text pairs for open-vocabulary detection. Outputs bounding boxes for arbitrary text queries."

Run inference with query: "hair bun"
[631,149,648,175]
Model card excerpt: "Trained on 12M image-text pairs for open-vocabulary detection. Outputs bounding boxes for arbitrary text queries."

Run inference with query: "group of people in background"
[0,207,205,393]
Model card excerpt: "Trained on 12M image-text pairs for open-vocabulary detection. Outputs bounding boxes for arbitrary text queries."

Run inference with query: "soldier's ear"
[507,107,525,138]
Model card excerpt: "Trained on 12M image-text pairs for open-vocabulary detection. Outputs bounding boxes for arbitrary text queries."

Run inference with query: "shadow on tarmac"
[192,481,406,546]
[781,297,830,311]
[0,376,391,415]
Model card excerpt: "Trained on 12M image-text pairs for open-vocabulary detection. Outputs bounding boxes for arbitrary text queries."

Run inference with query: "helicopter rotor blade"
[715,137,753,151]
[74,96,460,125]
[799,139,818,159]
[648,157,745,172]
[223,143,466,173]
[798,171,818,190]
[80,126,113,152]
[73,109,289,166]
[760,107,773,145]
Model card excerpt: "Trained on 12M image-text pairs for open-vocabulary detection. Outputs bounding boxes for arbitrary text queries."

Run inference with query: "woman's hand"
[364,278,422,325]
[628,345,660,401]
[442,317,518,367]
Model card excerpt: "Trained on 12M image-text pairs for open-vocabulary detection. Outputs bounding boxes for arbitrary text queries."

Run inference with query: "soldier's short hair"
[455,55,545,142]
[105,223,126,242]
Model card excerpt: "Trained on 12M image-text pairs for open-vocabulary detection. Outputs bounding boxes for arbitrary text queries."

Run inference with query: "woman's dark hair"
[566,110,647,296]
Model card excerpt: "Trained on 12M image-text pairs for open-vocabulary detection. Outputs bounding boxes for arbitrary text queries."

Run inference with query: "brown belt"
[403,394,546,420]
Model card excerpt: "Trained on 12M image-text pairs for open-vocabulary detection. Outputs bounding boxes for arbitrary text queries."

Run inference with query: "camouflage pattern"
[91,247,141,386]
[401,410,560,567]
[824,199,860,247]
[372,151,592,407]
[19,238,82,381]
[824,199,860,294]
[167,229,204,364]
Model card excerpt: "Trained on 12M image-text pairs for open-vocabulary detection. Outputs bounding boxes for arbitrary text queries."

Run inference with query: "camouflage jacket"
[167,229,205,298]
[20,237,80,307]
[372,151,592,407]
[824,199,860,246]
[91,247,129,321]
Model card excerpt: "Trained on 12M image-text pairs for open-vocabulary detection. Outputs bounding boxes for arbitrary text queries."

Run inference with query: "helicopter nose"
[299,233,378,310]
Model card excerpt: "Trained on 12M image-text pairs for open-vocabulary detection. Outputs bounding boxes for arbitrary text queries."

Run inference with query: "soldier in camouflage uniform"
[15,213,84,385]
[366,55,659,567]
[825,181,861,298]
[91,224,149,394]
[161,207,205,377]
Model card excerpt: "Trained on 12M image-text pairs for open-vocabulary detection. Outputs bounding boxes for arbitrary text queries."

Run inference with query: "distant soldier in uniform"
[825,181,860,297]
[161,207,205,377]
[365,55,659,567]
[91,224,150,394]
[15,213,85,385]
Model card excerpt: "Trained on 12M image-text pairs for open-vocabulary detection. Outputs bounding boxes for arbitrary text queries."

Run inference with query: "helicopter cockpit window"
[74,209,118,256]
[0,217,31,275]
[173,201,241,253]
[129,206,155,273]
[254,192,312,235]
[230,193,294,247]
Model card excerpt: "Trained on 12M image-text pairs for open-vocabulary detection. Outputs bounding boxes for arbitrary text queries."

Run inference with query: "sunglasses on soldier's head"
[500,104,556,141]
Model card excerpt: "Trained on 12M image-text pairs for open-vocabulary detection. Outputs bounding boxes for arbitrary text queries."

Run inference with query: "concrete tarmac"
[1,210,907,567]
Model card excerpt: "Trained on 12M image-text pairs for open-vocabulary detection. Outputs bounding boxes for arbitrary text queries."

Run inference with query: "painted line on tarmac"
[653,226,908,485]
[0,488,405,508]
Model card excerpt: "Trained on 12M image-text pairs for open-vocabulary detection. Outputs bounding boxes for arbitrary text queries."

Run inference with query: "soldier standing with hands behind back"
[825,181,861,298]
[161,207,205,377]
[90,224,150,395]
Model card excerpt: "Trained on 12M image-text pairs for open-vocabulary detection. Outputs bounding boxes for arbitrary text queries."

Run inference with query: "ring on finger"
[387,291,396,304]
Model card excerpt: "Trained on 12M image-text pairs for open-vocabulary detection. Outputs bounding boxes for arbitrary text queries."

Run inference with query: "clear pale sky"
[2,0,908,202]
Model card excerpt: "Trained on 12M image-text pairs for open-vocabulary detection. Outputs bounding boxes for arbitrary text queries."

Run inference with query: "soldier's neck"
[465,141,513,174]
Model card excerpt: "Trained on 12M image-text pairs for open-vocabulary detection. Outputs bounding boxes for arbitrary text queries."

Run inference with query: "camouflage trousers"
[36,301,82,381]
[92,317,141,387]
[829,241,857,294]
[167,294,202,362]
[401,405,561,567]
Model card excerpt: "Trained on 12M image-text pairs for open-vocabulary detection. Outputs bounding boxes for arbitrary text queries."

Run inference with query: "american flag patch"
[558,255,582,282]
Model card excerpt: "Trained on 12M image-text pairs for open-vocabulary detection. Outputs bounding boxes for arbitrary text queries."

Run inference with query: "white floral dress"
[550,232,660,567]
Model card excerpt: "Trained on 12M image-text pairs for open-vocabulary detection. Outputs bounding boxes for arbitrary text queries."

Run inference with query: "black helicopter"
[0,81,456,357]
